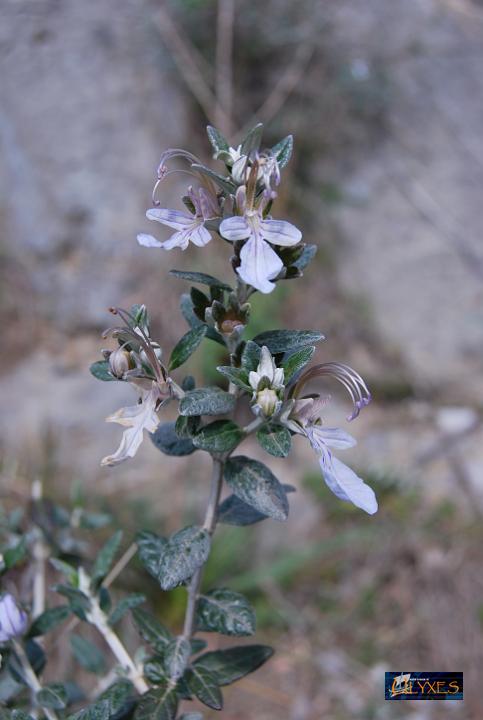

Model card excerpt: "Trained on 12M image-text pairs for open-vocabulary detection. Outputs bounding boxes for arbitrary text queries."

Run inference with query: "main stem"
[182,456,224,639]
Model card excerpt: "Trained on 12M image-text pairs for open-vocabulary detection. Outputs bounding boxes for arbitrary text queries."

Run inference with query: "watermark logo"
[385,672,463,700]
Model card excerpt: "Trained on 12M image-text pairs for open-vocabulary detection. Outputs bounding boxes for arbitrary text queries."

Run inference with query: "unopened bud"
[109,348,132,378]
[0,594,28,643]
[255,388,280,418]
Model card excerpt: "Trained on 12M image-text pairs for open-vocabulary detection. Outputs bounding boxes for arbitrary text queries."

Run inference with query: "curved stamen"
[292,362,371,421]
[108,307,166,382]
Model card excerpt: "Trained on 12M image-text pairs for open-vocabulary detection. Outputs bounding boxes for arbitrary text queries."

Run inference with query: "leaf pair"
[137,527,210,591]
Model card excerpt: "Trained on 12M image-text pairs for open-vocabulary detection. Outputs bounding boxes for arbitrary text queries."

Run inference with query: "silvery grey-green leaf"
[168,325,207,371]
[108,594,146,627]
[134,683,178,720]
[70,634,106,675]
[163,637,191,681]
[159,526,211,591]
[131,608,172,652]
[36,684,68,710]
[282,346,316,383]
[179,388,235,417]
[183,666,222,711]
[137,531,166,580]
[252,329,324,354]
[196,589,255,636]
[256,425,292,458]
[193,644,273,686]
[192,420,245,454]
[151,422,197,457]
[170,269,231,291]
[224,456,289,521]
[91,530,122,588]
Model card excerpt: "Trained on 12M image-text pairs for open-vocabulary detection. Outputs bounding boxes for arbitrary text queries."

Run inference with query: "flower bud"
[0,593,28,643]
[255,388,281,418]
[109,348,132,378]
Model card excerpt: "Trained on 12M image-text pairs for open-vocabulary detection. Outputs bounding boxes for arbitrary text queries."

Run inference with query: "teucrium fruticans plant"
[0,125,376,720]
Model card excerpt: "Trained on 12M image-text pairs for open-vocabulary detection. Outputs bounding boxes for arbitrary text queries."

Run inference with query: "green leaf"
[194,645,273,686]
[252,330,324,354]
[256,425,292,458]
[224,456,289,521]
[240,341,261,372]
[282,346,315,383]
[271,134,293,168]
[179,388,235,417]
[293,244,317,270]
[137,531,167,579]
[53,585,90,620]
[196,589,255,636]
[91,531,123,588]
[163,637,190,681]
[191,164,236,194]
[240,123,263,156]
[183,666,222,711]
[192,420,245,454]
[78,511,112,530]
[132,608,171,652]
[216,366,251,390]
[144,656,166,685]
[170,270,232,291]
[159,526,211,591]
[90,361,115,382]
[3,538,27,569]
[179,714,203,720]
[50,558,79,586]
[109,594,146,626]
[36,683,68,710]
[206,125,230,154]
[151,422,196,457]
[28,605,71,637]
[70,634,106,674]
[218,484,296,526]
[68,681,135,720]
[134,683,178,720]
[168,326,207,371]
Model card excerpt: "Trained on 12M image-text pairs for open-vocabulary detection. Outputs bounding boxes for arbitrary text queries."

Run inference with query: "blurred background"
[1,0,483,717]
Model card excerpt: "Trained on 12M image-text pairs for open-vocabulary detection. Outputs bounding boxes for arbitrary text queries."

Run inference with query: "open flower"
[281,363,376,514]
[101,383,163,466]
[137,186,219,251]
[220,187,301,293]
[248,346,285,417]
[0,594,28,643]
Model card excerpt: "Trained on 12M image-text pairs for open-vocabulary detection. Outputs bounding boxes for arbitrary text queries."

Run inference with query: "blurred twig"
[215,0,235,136]
[153,2,232,132]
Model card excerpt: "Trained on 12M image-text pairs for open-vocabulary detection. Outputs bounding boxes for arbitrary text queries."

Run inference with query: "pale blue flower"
[0,593,28,643]
[137,186,218,251]
[220,189,301,293]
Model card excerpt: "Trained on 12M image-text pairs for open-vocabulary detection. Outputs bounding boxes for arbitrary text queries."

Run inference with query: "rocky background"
[1,0,483,718]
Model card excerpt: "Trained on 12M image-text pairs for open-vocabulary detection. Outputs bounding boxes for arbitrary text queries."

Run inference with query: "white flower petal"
[248,370,261,390]
[137,233,163,248]
[101,387,159,467]
[309,426,357,450]
[161,231,190,250]
[237,235,283,294]
[320,453,378,514]
[257,346,276,382]
[219,216,251,241]
[146,208,194,230]
[189,224,212,247]
[259,219,302,246]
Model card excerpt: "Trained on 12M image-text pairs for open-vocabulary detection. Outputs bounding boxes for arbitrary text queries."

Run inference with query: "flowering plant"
[0,124,375,720]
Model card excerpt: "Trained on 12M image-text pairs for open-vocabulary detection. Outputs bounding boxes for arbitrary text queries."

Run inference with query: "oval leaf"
[194,644,273,686]
[196,589,255,636]
[163,637,191,681]
[169,326,207,372]
[179,388,235,417]
[252,330,324,354]
[151,422,197,457]
[36,684,68,710]
[192,420,245,454]
[28,605,71,637]
[159,526,211,591]
[170,269,231,291]
[281,346,315,383]
[224,456,289,521]
[134,683,178,720]
[256,425,292,458]
[90,361,115,382]
[183,666,222,711]
[131,608,171,652]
